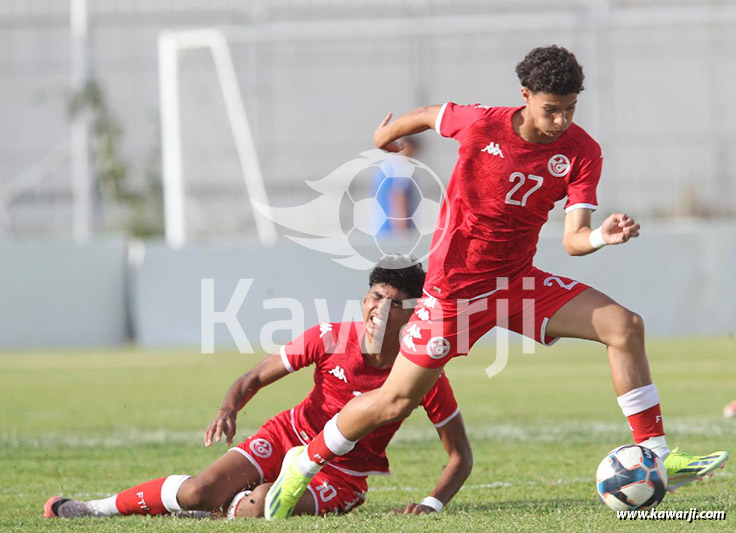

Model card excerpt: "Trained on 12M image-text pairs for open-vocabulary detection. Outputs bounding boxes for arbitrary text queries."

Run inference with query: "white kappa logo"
[548,154,571,177]
[319,323,333,339]
[481,141,504,158]
[249,438,273,458]
[427,337,451,359]
[328,365,348,383]
[402,324,422,352]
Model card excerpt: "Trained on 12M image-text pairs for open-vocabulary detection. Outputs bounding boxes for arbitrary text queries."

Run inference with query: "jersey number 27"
[505,172,543,207]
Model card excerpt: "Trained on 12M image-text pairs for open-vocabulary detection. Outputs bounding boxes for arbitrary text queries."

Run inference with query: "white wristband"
[589,226,607,250]
[420,496,444,512]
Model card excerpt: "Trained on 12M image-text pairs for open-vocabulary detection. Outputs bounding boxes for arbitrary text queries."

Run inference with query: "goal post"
[158,28,277,248]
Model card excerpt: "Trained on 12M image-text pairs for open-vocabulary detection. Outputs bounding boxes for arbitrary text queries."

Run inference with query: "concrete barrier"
[0,240,129,348]
[0,224,731,349]
[132,222,736,350]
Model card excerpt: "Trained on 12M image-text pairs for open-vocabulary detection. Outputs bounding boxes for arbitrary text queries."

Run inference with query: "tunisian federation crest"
[548,154,571,177]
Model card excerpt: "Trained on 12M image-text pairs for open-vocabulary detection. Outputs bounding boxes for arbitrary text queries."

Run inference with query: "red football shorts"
[233,410,367,515]
[399,265,590,369]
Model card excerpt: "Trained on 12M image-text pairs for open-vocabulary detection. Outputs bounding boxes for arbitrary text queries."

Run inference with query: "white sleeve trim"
[279,345,295,373]
[564,202,598,213]
[433,406,461,428]
[434,102,448,135]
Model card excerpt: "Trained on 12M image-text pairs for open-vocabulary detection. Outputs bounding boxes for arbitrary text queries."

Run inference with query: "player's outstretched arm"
[562,208,641,256]
[373,106,441,152]
[400,414,473,514]
[203,353,291,447]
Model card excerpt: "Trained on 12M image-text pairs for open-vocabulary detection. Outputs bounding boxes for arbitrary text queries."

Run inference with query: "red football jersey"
[427,103,603,299]
[280,322,460,476]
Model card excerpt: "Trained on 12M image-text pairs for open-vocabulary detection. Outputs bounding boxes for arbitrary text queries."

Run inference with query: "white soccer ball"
[595,444,668,512]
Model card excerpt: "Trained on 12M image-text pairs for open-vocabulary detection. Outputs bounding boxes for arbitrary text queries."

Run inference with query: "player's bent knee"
[618,310,645,341]
[630,312,645,333]
[177,477,226,511]
[601,306,644,347]
[175,479,205,510]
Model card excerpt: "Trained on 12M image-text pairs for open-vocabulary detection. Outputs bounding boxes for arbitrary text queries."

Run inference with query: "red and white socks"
[86,475,190,516]
[617,384,670,460]
[298,414,357,477]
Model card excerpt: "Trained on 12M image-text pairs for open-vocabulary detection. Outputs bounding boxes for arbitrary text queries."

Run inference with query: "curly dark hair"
[369,255,426,298]
[515,45,585,95]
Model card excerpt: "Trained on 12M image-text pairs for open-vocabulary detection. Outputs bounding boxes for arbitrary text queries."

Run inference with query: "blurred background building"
[1,0,734,347]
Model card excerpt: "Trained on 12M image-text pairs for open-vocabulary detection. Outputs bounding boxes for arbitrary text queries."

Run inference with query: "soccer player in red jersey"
[265,45,729,519]
[44,258,472,520]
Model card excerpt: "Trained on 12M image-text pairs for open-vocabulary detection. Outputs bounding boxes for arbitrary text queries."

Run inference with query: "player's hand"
[203,408,237,447]
[374,112,403,153]
[396,502,436,515]
[601,213,640,245]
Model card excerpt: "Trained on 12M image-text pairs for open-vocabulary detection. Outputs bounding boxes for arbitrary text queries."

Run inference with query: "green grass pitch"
[1,337,734,532]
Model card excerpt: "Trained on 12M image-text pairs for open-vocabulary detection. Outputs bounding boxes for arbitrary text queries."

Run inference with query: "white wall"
[0,240,129,348]
[133,223,736,350]
[0,225,732,349]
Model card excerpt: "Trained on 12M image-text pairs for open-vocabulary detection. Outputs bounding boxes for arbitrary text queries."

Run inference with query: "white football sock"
[161,474,190,512]
[324,414,357,456]
[296,415,357,478]
[296,450,322,478]
[616,384,660,416]
[638,436,670,460]
[87,495,120,517]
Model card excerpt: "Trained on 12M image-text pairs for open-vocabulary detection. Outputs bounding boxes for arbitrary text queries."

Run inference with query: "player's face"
[362,283,413,350]
[522,88,578,141]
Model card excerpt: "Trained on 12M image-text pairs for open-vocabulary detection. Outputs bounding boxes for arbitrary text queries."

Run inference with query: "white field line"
[7,472,731,500]
[347,470,734,494]
[371,478,586,493]
[0,428,252,449]
[0,490,115,499]
[391,420,736,443]
[2,419,734,448]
